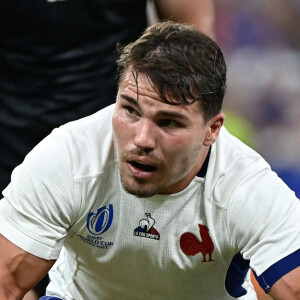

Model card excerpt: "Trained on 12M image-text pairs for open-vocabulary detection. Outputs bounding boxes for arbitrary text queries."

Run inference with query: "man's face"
[112,69,223,198]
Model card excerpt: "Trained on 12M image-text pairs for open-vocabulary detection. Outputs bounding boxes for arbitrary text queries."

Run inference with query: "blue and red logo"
[134,213,160,240]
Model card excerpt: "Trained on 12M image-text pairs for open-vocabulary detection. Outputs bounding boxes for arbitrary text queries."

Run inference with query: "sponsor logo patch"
[134,213,160,240]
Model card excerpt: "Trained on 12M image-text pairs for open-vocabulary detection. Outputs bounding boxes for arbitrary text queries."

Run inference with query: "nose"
[134,119,156,152]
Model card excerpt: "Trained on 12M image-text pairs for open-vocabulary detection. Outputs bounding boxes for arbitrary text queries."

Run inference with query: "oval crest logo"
[87,204,113,235]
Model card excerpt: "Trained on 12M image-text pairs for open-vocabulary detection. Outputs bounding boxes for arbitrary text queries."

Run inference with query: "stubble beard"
[114,143,166,198]
[117,150,191,198]
[120,175,160,198]
[118,151,165,198]
[113,137,202,198]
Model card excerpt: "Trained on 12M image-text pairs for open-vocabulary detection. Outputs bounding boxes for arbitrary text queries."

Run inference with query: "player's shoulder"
[217,126,262,160]
[62,104,115,134]
[55,104,116,179]
[205,127,271,206]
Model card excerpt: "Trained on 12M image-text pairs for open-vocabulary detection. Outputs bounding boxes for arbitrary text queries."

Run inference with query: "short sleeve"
[0,127,79,259]
[226,167,300,290]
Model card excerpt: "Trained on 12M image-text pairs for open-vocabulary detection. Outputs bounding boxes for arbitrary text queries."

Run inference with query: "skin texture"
[22,290,38,300]
[0,234,55,300]
[112,69,224,198]
[269,266,300,299]
[154,0,215,39]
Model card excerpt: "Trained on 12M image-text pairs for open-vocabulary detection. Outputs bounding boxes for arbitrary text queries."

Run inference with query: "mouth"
[128,160,157,173]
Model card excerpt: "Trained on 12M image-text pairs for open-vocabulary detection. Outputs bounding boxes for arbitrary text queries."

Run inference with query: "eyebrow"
[120,94,138,106]
[158,110,190,122]
[120,93,190,122]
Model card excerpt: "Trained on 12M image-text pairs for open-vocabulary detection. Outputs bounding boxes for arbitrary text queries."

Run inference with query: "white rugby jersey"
[0,104,299,300]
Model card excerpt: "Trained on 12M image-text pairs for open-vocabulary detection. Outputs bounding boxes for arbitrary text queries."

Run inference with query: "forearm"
[269,285,300,300]
[0,271,26,300]
[0,234,55,300]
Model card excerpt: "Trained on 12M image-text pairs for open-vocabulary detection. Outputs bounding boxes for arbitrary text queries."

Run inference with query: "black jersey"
[0,0,147,192]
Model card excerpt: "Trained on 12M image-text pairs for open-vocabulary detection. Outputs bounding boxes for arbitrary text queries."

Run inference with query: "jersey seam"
[74,171,105,181]
[61,126,85,227]
[224,162,269,251]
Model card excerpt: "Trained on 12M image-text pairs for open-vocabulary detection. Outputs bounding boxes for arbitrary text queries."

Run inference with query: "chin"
[121,179,159,198]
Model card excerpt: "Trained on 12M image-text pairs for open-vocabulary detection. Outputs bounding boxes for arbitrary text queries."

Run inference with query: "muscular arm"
[269,266,300,300]
[153,0,215,38]
[0,234,55,300]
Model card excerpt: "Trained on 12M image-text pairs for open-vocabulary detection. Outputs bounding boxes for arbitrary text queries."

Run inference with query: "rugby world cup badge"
[87,204,113,235]
[77,204,114,249]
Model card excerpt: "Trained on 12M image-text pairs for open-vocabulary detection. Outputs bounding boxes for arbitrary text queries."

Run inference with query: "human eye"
[158,119,182,128]
[124,105,139,117]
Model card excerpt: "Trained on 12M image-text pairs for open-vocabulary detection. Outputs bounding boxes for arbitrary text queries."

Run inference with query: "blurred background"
[213,1,300,298]
[214,0,300,199]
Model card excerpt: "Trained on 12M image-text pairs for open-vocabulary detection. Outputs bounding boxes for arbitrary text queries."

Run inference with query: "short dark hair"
[116,21,227,122]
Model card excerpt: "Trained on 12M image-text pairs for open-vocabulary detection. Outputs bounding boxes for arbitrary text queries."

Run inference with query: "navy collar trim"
[197,146,211,178]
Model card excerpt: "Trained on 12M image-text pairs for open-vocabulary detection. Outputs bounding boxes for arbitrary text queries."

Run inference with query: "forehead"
[118,69,202,115]
[119,69,160,101]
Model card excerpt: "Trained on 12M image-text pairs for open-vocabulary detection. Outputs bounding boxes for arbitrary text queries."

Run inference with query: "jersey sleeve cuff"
[253,248,300,293]
[39,297,63,300]
[0,208,62,260]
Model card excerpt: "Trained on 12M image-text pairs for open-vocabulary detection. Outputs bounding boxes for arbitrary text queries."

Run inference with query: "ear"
[203,113,225,146]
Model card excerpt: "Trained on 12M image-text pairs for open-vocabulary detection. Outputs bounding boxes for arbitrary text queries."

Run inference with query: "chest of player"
[64,173,236,299]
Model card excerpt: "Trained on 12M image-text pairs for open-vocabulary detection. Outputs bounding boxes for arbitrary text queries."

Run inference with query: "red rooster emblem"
[180,224,214,262]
